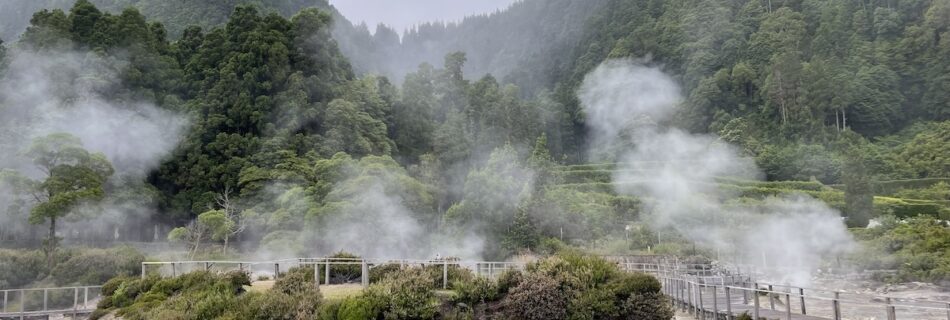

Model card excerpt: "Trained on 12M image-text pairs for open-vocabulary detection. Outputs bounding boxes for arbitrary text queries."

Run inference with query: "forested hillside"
[0,0,948,283]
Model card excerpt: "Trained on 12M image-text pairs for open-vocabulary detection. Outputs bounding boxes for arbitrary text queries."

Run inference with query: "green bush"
[273,266,318,295]
[238,292,298,320]
[337,295,385,320]
[495,269,523,294]
[0,249,47,288]
[502,273,569,320]
[316,299,343,320]
[327,252,363,284]
[452,276,500,305]
[607,272,662,300]
[567,287,617,320]
[423,261,474,286]
[367,267,438,319]
[619,292,673,320]
[51,246,145,285]
[369,263,402,283]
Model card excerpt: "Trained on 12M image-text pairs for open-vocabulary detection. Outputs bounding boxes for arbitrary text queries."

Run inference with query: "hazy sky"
[330,0,520,34]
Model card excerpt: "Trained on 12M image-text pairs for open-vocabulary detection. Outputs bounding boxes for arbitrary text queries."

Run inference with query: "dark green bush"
[337,295,385,320]
[567,287,617,320]
[618,292,673,320]
[607,272,662,300]
[369,267,437,319]
[452,277,500,305]
[239,292,297,320]
[502,274,569,320]
[423,261,474,286]
[327,251,363,284]
[495,269,523,294]
[0,249,47,288]
[369,263,402,283]
[51,246,145,285]
[273,266,318,295]
[316,299,342,320]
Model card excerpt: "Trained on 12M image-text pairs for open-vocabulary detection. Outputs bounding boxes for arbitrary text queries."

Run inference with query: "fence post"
[886,298,895,320]
[141,263,146,279]
[442,260,448,289]
[687,282,693,313]
[205,262,210,271]
[20,289,24,317]
[833,291,841,320]
[742,282,749,305]
[799,288,806,315]
[3,290,7,313]
[43,288,48,311]
[698,284,705,320]
[73,287,79,317]
[274,263,279,280]
[361,260,369,288]
[785,293,791,320]
[172,263,177,277]
[753,286,760,320]
[725,286,733,320]
[768,284,775,310]
[712,284,718,318]
[84,287,89,309]
[325,259,330,285]
[314,263,320,284]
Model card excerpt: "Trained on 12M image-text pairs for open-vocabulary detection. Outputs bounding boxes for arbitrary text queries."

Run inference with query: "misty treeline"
[0,0,636,263]
[0,0,948,277]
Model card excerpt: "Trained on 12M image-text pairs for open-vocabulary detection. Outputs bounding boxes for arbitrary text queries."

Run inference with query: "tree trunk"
[47,216,56,270]
[842,108,848,129]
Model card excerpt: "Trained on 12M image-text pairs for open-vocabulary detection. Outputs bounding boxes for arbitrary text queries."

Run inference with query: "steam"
[580,60,854,285]
[0,48,189,241]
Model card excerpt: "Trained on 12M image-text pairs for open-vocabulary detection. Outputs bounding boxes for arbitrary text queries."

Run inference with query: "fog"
[0,48,189,242]
[330,0,520,34]
[580,60,855,285]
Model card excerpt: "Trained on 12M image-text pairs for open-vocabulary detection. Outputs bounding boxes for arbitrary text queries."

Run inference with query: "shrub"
[502,274,569,320]
[327,251,362,284]
[368,267,438,319]
[619,292,673,320]
[273,266,318,295]
[337,295,385,320]
[452,277,500,305]
[567,287,617,320]
[0,249,46,288]
[423,261,474,286]
[495,269,523,294]
[239,292,297,320]
[607,272,662,301]
[51,246,145,285]
[369,263,402,283]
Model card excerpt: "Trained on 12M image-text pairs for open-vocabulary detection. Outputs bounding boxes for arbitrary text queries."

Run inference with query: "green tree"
[8,133,114,268]
[843,146,873,227]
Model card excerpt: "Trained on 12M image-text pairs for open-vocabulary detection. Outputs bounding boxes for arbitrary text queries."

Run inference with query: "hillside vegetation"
[0,0,947,290]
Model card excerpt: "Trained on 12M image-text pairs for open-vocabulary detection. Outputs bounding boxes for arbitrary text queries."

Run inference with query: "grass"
[246,280,274,293]
[248,281,363,301]
[319,284,363,301]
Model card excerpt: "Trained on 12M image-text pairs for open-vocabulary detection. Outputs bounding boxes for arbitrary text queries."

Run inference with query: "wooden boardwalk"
[634,264,950,320]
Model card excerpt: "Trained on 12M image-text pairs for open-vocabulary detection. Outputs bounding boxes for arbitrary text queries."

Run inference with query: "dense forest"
[0,0,948,299]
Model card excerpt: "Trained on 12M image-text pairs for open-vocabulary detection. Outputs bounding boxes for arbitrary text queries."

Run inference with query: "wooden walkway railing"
[0,285,101,319]
[10,257,943,320]
[621,263,950,320]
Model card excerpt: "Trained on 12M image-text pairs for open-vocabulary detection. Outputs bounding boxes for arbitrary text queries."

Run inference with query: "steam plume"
[580,59,854,285]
